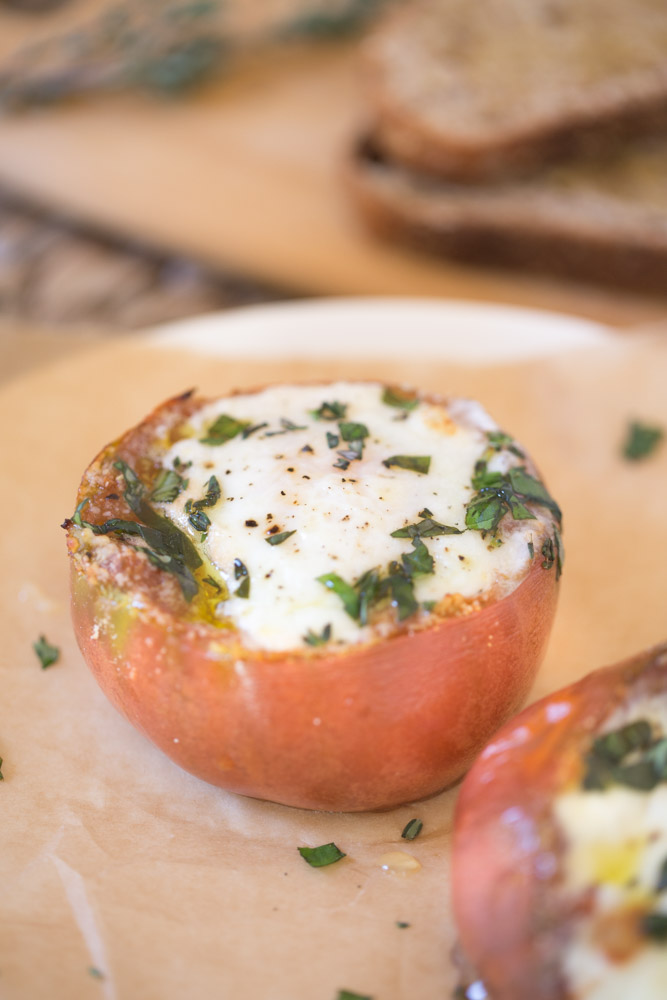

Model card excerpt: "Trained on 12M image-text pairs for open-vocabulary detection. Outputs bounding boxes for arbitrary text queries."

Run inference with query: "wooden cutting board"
[1,6,667,327]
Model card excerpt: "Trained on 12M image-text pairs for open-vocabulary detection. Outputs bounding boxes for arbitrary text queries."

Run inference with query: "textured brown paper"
[1,328,666,1000]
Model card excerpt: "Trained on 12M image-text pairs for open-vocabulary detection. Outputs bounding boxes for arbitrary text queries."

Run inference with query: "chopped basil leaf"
[234,558,248,580]
[338,421,369,442]
[356,567,380,627]
[391,513,461,538]
[112,460,203,597]
[527,541,535,559]
[235,577,250,599]
[401,538,434,577]
[465,459,561,540]
[264,418,308,437]
[88,967,104,980]
[582,719,667,791]
[203,575,222,592]
[382,455,431,474]
[33,635,60,669]
[298,843,346,867]
[623,420,664,461]
[401,818,423,841]
[382,386,418,410]
[242,422,269,439]
[192,475,221,510]
[265,530,296,546]
[396,921,410,929]
[642,912,667,942]
[318,573,360,619]
[173,456,191,472]
[334,457,350,471]
[200,413,250,446]
[422,600,437,612]
[71,497,90,526]
[487,430,524,458]
[336,992,372,1000]
[311,401,347,421]
[386,567,418,621]
[0,755,3,780]
[304,623,332,646]
[71,462,204,602]
[326,432,339,449]
[188,508,210,534]
[150,468,186,503]
[143,548,199,602]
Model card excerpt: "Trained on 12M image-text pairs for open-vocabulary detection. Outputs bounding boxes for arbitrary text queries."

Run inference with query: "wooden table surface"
[1,5,667,331]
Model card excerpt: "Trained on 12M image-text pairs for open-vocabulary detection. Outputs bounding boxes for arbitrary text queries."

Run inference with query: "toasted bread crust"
[347,135,667,295]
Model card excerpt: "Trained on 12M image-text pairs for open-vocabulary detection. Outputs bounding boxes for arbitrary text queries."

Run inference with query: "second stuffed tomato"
[65,380,561,810]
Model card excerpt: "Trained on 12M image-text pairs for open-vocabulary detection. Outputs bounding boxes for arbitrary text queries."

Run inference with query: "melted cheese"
[555,704,667,999]
[159,382,551,651]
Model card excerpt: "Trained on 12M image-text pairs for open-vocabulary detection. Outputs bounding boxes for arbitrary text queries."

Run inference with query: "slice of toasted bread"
[364,0,667,182]
[347,134,667,294]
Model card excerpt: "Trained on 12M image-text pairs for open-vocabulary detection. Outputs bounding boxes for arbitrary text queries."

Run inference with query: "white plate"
[149,297,613,362]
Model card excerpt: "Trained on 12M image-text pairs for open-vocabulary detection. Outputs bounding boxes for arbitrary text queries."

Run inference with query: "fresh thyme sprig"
[0,0,391,113]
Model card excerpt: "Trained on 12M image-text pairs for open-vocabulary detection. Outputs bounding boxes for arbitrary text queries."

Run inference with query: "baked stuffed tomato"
[64,380,561,811]
[453,641,667,1000]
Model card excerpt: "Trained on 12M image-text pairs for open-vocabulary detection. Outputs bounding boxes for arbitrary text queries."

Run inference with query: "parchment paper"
[1,327,666,1000]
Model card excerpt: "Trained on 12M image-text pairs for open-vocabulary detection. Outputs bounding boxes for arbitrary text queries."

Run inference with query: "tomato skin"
[451,643,667,999]
[69,550,558,811]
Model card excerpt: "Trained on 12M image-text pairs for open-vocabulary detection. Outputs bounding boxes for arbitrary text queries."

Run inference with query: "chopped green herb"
[71,497,90,526]
[401,538,434,577]
[391,513,461,538]
[382,455,431,474]
[101,460,203,600]
[192,475,221,510]
[242,422,269,439]
[149,468,186,503]
[487,430,524,458]
[336,992,372,1000]
[87,967,104,979]
[188,508,211,534]
[527,540,535,559]
[318,573,360,619]
[386,565,418,621]
[338,421,369,441]
[465,459,561,538]
[656,857,667,892]
[200,413,250,446]
[311,401,347,421]
[33,635,60,669]
[382,386,419,410]
[326,432,339,449]
[264,418,308,437]
[234,558,248,580]
[203,575,222,592]
[396,921,410,929]
[173,456,191,472]
[235,577,250,599]
[422,600,437,612]
[401,818,423,841]
[622,420,664,461]
[334,457,350,471]
[304,623,332,646]
[642,912,667,942]
[582,719,667,792]
[265,530,296,546]
[0,756,4,780]
[298,843,346,867]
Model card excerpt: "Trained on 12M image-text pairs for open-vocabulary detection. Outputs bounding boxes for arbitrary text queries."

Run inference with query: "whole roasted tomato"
[452,642,667,1000]
[65,381,561,811]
